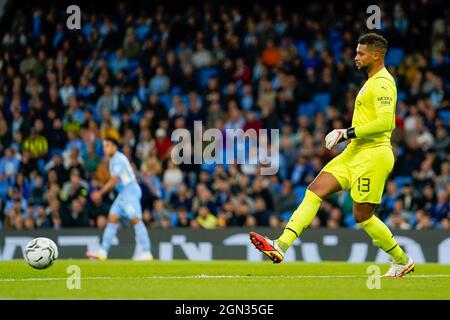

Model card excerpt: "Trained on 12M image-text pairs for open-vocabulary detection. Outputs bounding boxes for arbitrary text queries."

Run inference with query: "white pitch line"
[1,274,450,282]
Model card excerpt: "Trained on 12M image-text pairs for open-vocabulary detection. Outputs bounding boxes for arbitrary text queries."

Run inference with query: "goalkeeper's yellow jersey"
[347,67,397,152]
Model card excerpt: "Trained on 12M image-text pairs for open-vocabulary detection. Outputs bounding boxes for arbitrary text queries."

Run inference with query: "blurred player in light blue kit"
[86,137,153,261]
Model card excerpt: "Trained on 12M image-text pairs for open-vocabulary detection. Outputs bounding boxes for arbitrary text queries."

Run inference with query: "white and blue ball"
[24,237,59,269]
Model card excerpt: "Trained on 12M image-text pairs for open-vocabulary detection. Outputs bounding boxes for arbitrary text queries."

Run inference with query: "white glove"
[325,129,348,150]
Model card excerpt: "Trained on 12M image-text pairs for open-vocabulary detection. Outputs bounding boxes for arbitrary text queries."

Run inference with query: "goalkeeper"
[250,33,415,278]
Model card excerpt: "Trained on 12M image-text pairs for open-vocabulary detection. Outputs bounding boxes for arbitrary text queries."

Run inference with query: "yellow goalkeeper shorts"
[321,145,395,204]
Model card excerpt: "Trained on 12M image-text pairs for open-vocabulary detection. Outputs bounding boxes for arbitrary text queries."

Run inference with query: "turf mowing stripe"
[1,274,450,282]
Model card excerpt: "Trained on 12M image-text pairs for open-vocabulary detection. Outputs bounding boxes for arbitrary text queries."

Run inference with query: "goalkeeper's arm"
[325,82,395,150]
[353,111,393,138]
[325,111,393,150]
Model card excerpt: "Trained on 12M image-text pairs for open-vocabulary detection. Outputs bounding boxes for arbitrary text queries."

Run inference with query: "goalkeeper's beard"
[358,64,371,76]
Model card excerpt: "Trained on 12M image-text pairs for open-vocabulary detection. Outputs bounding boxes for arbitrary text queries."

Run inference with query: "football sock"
[101,222,119,252]
[134,221,151,252]
[277,190,323,252]
[358,215,409,264]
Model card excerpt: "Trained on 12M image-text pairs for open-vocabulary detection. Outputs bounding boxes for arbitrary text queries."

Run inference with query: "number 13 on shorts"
[358,178,370,192]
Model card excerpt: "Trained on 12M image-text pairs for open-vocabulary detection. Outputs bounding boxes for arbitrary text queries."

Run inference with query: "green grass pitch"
[0,260,449,299]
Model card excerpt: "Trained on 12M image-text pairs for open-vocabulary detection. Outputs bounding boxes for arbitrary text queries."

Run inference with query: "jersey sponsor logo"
[377,96,392,106]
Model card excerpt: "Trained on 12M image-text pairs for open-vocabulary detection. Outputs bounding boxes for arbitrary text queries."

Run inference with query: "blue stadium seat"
[272,183,282,194]
[297,102,315,117]
[394,176,412,189]
[408,214,416,227]
[438,110,450,127]
[294,40,309,59]
[200,161,216,174]
[181,94,190,106]
[445,81,450,92]
[281,211,292,222]
[332,42,343,62]
[293,186,307,205]
[170,86,183,96]
[385,48,405,67]
[199,67,218,88]
[344,214,356,228]
[169,212,179,227]
[128,59,140,72]
[159,94,172,110]
[312,92,331,113]
[329,31,343,61]
[397,90,406,102]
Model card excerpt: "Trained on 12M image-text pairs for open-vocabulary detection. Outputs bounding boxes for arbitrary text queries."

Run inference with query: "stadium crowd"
[0,0,449,232]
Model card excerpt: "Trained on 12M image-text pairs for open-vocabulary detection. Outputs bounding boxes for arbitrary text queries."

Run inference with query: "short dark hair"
[103,136,120,147]
[358,33,388,55]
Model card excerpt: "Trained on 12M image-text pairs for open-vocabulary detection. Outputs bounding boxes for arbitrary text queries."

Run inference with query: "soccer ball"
[24,237,59,270]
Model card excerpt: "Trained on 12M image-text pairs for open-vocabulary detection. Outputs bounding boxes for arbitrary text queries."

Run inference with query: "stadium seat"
[159,94,172,110]
[135,24,150,41]
[272,183,282,194]
[344,214,356,228]
[297,102,315,117]
[409,214,416,227]
[312,92,331,113]
[394,176,413,189]
[437,110,450,127]
[199,67,218,88]
[445,81,450,92]
[385,48,405,67]
[281,211,293,222]
[128,59,140,72]
[397,91,406,102]
[181,94,190,106]
[329,31,343,61]
[169,212,179,226]
[294,40,309,60]
[200,161,216,174]
[293,186,307,204]
[170,86,183,96]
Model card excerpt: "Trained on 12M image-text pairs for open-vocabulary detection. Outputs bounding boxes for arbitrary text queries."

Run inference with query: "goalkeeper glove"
[325,127,356,150]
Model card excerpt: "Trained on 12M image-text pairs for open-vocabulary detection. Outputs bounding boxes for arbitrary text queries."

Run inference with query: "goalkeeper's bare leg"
[250,172,341,263]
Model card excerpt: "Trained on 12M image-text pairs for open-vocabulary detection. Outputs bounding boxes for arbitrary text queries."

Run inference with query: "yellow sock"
[358,215,408,264]
[277,190,322,252]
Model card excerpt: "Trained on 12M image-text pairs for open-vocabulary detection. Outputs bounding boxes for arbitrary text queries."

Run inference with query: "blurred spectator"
[154,128,172,160]
[195,206,218,229]
[87,193,109,228]
[35,205,51,228]
[150,199,174,229]
[163,161,184,200]
[175,206,193,228]
[59,168,88,203]
[272,179,297,213]
[0,148,20,178]
[415,209,434,230]
[61,198,89,227]
[432,191,449,226]
[22,127,48,160]
[0,0,448,231]
[386,199,413,230]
